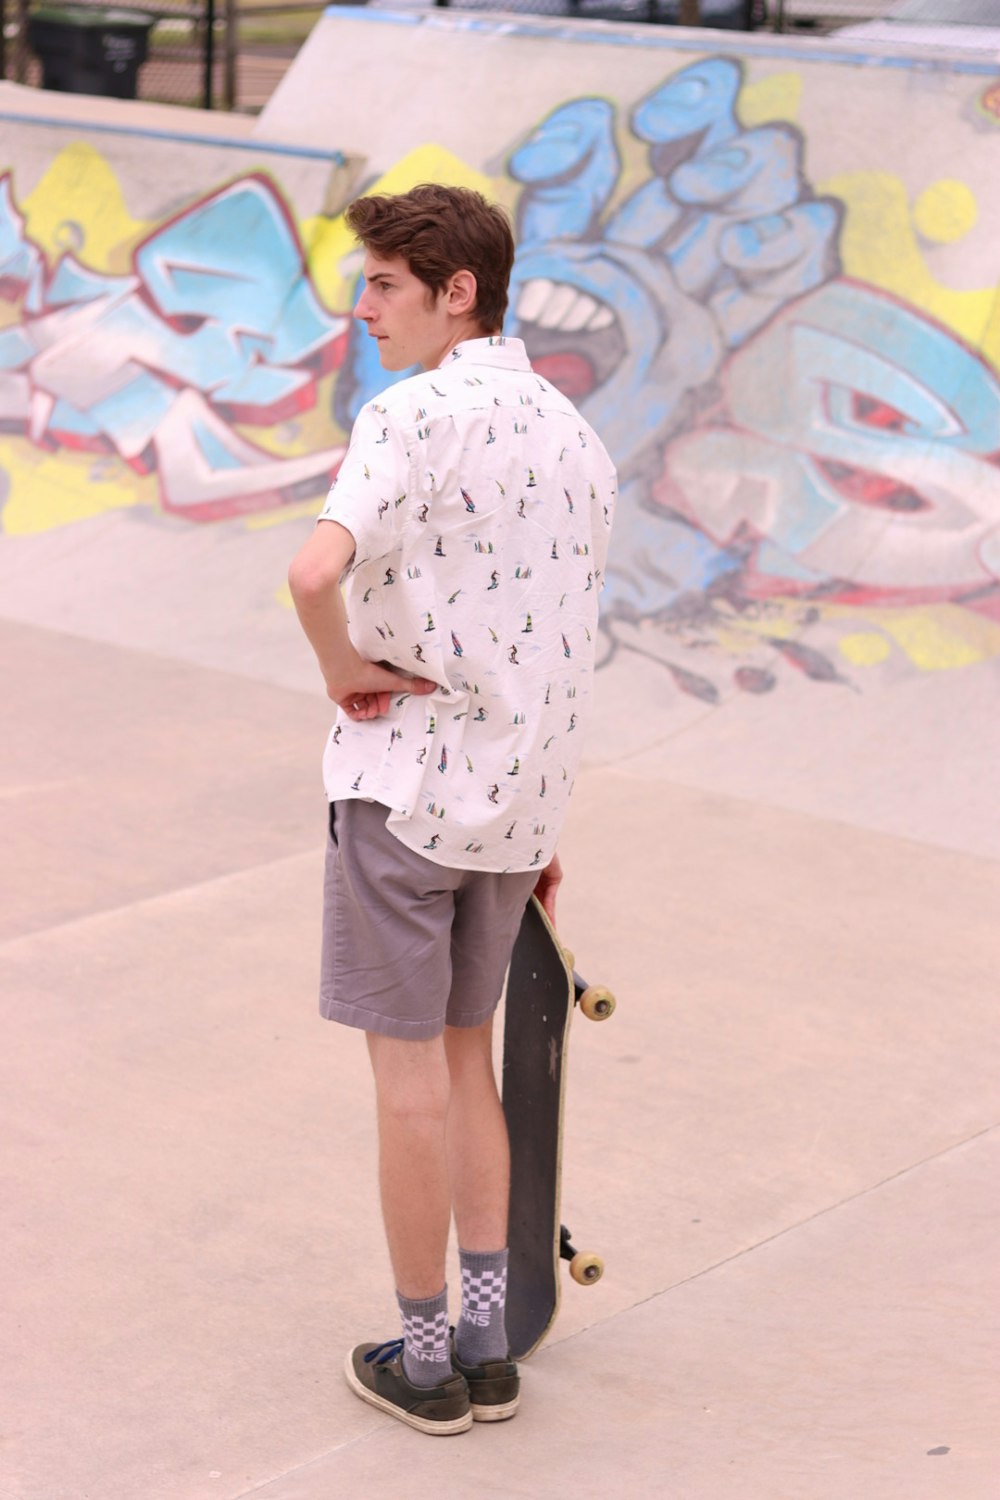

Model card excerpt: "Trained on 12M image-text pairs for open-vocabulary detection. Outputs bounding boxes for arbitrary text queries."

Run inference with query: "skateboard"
[501,894,615,1360]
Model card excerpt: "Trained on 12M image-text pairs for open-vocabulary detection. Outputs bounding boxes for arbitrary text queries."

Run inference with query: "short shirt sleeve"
[317,402,413,567]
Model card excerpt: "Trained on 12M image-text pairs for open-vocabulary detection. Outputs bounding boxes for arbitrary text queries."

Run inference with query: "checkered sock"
[396,1287,452,1389]
[455,1247,509,1366]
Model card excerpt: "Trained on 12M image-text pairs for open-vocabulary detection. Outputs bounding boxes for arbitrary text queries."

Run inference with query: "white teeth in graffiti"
[560,292,607,333]
[536,282,586,330]
[586,304,615,331]
[517,277,557,323]
[517,279,614,334]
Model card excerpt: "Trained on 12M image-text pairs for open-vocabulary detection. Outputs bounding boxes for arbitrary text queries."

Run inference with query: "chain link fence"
[0,0,980,114]
[0,0,333,110]
[422,0,892,30]
[2,0,244,108]
[422,0,766,25]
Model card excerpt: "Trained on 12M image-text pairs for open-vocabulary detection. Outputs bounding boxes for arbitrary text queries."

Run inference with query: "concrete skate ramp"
[2,15,999,1500]
[1,15,998,849]
[260,8,1000,855]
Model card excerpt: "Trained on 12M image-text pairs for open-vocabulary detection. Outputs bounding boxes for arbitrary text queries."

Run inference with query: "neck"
[422,320,496,370]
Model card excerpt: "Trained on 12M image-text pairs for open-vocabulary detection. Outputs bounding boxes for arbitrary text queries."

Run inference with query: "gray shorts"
[320,799,538,1040]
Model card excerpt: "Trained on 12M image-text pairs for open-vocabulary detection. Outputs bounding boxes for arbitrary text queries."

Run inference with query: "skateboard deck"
[501,895,614,1360]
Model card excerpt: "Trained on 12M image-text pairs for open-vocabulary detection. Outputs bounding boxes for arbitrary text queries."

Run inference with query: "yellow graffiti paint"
[738,73,802,128]
[827,603,1000,670]
[838,631,892,667]
[303,147,496,315]
[0,440,146,534]
[712,598,811,644]
[21,142,150,272]
[818,170,1000,373]
[979,286,1000,377]
[713,622,756,656]
[877,606,1000,671]
[301,214,361,317]
[913,179,978,245]
[274,580,294,610]
[715,597,999,673]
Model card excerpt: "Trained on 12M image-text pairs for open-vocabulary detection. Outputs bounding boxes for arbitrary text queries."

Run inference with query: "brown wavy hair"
[345,184,515,333]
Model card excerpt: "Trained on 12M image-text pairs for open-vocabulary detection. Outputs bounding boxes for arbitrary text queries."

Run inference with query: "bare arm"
[288,519,435,720]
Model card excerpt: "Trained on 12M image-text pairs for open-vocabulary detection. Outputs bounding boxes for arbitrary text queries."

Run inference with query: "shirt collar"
[439,336,531,372]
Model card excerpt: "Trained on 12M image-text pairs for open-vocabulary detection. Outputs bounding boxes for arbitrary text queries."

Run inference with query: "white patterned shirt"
[317,336,616,871]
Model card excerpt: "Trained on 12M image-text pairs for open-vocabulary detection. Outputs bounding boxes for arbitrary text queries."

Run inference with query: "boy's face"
[354,253,458,372]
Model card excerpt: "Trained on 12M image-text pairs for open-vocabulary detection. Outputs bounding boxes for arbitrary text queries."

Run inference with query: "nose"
[354,285,374,323]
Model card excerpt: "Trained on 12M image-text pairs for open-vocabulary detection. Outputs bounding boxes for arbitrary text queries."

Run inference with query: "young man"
[288,184,615,1435]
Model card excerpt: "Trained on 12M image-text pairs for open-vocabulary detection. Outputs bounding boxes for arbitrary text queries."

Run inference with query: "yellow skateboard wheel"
[570,1251,604,1286]
[579,985,615,1021]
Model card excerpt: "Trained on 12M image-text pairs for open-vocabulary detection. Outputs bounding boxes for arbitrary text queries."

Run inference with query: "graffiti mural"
[0,169,347,522]
[331,58,1000,688]
[499,59,1000,692]
[2,51,1000,690]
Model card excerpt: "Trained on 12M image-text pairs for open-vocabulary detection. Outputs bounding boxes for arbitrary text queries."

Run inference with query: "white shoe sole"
[471,1395,520,1422]
[344,1351,473,1435]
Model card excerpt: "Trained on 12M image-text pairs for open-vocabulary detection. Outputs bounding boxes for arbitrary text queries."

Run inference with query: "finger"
[365,664,438,698]
[605,59,742,247]
[671,127,799,217]
[630,57,740,152]
[344,690,392,720]
[719,201,840,278]
[509,98,619,244]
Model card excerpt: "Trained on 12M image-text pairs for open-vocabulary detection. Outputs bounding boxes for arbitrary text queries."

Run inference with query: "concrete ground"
[2,494,999,1500]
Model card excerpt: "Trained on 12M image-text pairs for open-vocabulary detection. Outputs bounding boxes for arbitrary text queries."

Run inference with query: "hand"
[328,653,436,721]
[533,851,563,927]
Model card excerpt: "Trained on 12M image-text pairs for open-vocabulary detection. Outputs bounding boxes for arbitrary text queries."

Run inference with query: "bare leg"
[444,1017,509,1252]
[365,1031,452,1301]
[365,1019,509,1290]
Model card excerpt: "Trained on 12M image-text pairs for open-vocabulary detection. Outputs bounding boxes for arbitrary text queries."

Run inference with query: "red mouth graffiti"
[531,352,598,399]
[515,279,623,403]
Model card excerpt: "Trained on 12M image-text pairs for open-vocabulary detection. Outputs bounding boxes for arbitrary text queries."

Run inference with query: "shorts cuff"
[445,1000,502,1030]
[320,996,445,1041]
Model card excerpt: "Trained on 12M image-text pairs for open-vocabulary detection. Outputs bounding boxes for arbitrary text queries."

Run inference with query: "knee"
[444,1020,497,1090]
[377,1086,450,1132]
[368,1033,451,1126]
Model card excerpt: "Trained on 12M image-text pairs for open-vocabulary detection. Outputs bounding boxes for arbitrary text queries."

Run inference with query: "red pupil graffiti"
[816,459,929,513]
[852,393,907,431]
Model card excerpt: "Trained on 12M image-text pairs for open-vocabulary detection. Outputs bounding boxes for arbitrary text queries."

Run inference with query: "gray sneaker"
[344,1339,472,1435]
[450,1335,520,1422]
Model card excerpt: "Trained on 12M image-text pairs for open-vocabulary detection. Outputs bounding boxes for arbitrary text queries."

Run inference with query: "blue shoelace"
[364,1338,405,1367]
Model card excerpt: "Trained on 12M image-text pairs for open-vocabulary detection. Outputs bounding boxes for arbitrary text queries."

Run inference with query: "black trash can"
[28,7,156,98]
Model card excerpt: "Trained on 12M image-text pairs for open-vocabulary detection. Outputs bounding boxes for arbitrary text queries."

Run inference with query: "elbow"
[288,521,355,605]
[288,551,336,605]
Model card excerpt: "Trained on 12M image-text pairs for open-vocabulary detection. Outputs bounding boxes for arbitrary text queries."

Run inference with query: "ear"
[445,269,478,317]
